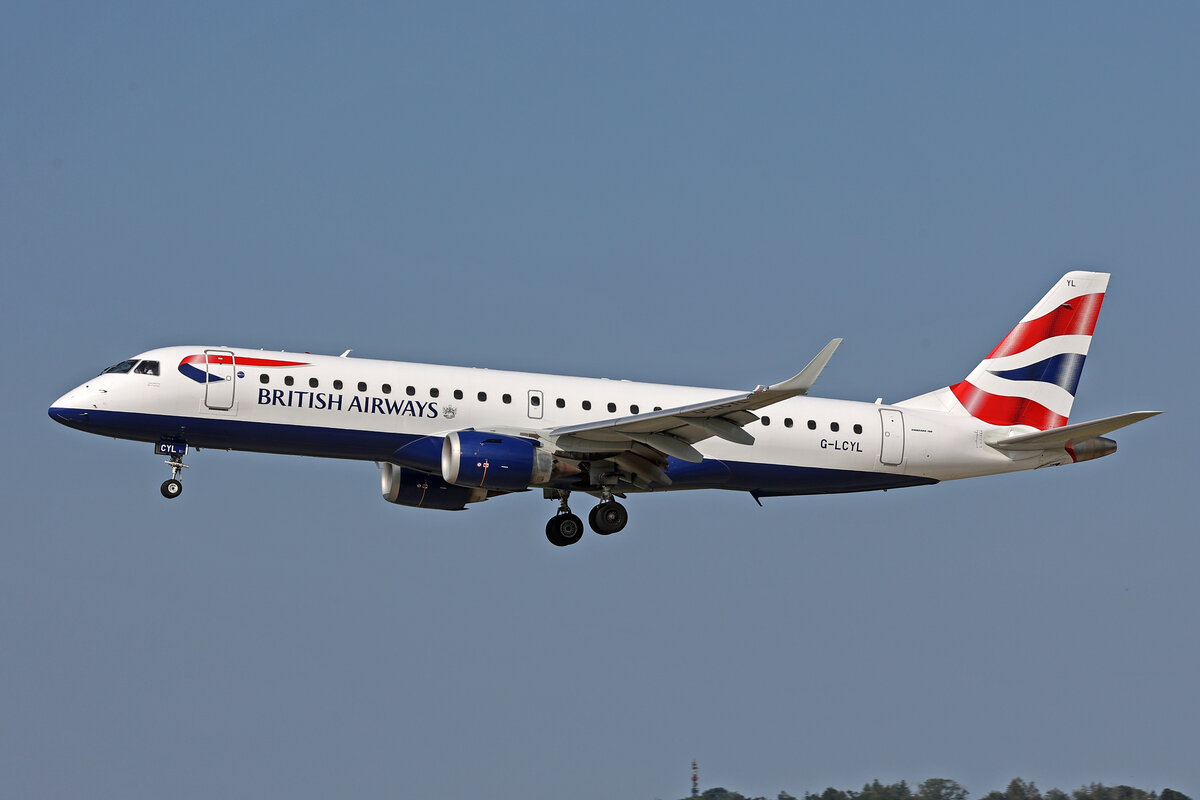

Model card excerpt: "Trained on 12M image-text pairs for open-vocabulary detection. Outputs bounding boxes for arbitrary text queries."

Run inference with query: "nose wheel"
[161,478,183,498]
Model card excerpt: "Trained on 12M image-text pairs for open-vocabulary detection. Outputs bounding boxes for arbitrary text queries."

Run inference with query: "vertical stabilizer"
[900,271,1109,430]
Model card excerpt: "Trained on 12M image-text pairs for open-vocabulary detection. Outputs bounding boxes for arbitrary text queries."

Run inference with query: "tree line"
[681,777,1192,800]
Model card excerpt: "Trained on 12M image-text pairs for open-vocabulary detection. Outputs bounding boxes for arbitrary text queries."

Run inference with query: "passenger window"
[555,398,565,408]
[582,400,592,411]
[260,374,269,384]
[630,404,639,414]
[309,378,319,388]
[607,402,616,413]
[454,390,463,400]
[333,380,343,390]
[530,395,541,406]
[406,386,416,396]
[502,394,512,404]
[853,424,863,434]
[807,420,817,430]
[784,418,793,428]
[478,391,487,402]
[102,359,137,375]
[653,406,662,412]
[762,416,771,426]
[382,384,391,394]
[134,361,160,376]
[430,388,440,398]
[831,422,840,432]
[285,375,294,386]
[358,381,367,392]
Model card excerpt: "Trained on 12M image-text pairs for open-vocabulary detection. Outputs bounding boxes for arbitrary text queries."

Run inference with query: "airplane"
[49,271,1159,546]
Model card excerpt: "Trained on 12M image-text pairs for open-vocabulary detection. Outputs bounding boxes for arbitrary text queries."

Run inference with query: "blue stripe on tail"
[988,353,1086,396]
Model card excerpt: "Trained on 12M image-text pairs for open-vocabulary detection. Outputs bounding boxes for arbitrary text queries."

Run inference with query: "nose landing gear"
[156,440,189,500]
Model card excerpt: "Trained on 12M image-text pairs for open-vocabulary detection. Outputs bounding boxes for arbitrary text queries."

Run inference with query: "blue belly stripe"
[48,408,938,496]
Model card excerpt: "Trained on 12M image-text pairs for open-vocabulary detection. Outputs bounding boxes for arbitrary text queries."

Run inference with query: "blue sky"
[3,4,1197,798]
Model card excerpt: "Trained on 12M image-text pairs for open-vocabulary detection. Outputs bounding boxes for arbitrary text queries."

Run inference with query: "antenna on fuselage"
[340,349,353,358]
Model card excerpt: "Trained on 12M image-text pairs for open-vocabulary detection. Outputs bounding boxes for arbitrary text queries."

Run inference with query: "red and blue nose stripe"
[177,354,309,383]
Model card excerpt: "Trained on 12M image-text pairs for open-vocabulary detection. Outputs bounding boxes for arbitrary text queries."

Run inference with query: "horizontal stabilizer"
[987,410,1161,451]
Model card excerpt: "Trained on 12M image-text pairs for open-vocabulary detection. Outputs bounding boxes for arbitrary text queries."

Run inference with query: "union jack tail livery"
[907,271,1108,430]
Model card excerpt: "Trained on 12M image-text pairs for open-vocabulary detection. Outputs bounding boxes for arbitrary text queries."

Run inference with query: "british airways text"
[258,388,439,418]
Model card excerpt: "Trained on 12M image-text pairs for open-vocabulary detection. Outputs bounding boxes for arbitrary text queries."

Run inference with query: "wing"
[543,339,842,486]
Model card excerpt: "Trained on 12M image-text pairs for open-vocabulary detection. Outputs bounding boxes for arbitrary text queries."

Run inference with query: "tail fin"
[902,271,1109,430]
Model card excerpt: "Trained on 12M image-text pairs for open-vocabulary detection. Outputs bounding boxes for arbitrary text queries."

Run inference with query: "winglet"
[760,338,842,395]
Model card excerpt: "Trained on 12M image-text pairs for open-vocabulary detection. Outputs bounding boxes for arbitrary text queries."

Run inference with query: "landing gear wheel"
[160,479,183,499]
[546,513,584,547]
[588,501,628,535]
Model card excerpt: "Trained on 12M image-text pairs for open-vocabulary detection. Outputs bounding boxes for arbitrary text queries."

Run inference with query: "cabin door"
[204,350,237,410]
[879,409,905,466]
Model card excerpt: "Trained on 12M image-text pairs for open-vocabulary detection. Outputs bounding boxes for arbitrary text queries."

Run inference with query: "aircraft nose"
[48,386,92,428]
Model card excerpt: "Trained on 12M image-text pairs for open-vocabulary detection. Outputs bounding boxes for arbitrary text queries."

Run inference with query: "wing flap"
[680,415,756,445]
[625,432,704,463]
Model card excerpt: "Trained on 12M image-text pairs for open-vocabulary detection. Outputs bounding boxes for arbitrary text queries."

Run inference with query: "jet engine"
[380,463,487,510]
[1066,436,1118,463]
[441,431,554,492]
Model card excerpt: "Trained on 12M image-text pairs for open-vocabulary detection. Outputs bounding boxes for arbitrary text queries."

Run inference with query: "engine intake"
[381,463,487,510]
[441,431,553,491]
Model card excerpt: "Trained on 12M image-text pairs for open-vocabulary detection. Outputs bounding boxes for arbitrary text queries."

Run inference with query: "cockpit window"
[102,359,138,375]
[133,360,160,376]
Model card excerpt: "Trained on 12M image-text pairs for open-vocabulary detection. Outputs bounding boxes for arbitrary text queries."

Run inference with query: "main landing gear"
[588,499,628,535]
[544,489,629,546]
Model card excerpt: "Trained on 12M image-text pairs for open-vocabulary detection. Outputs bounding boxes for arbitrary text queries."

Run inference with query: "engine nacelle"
[1067,436,1117,463]
[441,431,554,492]
[380,463,487,510]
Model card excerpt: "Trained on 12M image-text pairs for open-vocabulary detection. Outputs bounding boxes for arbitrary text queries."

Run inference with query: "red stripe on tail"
[986,292,1105,359]
[950,381,1068,430]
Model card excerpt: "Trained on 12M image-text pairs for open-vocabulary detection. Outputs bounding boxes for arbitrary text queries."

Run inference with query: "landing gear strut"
[157,441,189,499]
[544,488,629,545]
[545,491,584,547]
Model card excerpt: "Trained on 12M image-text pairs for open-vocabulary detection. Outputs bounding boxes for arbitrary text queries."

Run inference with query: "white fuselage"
[50,346,1058,498]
